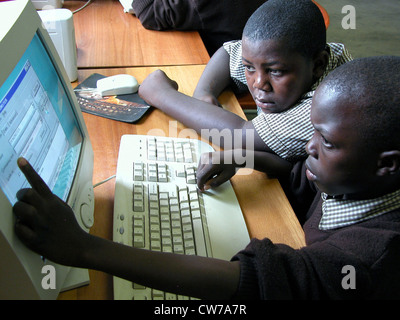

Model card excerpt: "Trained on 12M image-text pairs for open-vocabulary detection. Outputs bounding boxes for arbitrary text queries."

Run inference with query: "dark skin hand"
[196,149,293,191]
[13,158,241,299]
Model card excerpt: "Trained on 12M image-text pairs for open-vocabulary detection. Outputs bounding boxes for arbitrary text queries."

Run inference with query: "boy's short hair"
[243,0,326,59]
[320,56,400,150]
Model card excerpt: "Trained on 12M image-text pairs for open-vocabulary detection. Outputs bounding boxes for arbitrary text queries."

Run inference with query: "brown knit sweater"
[232,161,400,299]
[131,0,266,55]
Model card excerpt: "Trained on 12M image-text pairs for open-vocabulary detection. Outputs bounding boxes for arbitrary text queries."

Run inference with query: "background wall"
[317,0,400,57]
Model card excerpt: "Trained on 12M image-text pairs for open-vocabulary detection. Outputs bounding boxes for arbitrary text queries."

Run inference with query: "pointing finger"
[17,158,52,198]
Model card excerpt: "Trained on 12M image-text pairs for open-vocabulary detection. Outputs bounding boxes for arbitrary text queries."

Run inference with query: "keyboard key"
[133,162,144,181]
[159,192,169,200]
[170,204,180,213]
[166,293,177,300]
[187,176,196,184]
[151,240,161,251]
[133,199,144,212]
[133,235,145,248]
[192,218,207,257]
[158,173,168,182]
[176,168,185,178]
[152,289,164,300]
[179,189,189,201]
[148,171,157,182]
[133,283,145,289]
[132,216,145,248]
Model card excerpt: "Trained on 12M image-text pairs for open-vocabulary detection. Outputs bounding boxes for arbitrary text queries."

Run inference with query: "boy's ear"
[312,50,330,79]
[377,151,400,176]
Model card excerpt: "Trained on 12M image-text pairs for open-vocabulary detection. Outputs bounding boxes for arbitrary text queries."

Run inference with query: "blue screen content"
[0,33,82,204]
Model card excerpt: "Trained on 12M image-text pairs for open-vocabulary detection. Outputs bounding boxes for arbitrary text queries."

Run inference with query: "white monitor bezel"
[0,0,94,299]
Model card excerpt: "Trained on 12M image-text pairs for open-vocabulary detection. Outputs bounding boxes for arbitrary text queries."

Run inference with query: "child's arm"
[132,0,202,31]
[139,70,268,152]
[192,47,232,106]
[196,149,293,191]
[13,158,240,299]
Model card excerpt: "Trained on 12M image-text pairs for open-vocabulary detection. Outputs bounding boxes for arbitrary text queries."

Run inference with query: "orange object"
[312,0,330,29]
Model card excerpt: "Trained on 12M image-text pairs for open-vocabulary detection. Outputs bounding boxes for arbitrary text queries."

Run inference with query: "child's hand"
[196,151,237,191]
[13,158,89,267]
[193,95,222,108]
[193,92,222,108]
[139,69,179,105]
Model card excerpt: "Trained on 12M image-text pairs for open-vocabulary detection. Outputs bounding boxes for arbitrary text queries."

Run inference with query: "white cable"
[93,174,116,188]
[72,0,92,14]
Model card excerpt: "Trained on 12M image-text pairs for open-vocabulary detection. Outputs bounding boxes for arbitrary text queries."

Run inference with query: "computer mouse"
[96,74,139,96]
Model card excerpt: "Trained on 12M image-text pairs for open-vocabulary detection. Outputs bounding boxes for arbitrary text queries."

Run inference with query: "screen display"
[0,33,82,204]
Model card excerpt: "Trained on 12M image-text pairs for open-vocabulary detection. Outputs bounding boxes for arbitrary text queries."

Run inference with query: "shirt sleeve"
[312,42,353,90]
[132,0,203,31]
[252,95,314,161]
[231,234,379,300]
[223,40,249,93]
[231,224,395,300]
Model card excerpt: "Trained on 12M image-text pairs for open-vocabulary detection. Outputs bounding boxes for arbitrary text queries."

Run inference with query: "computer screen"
[0,0,94,299]
[0,34,81,205]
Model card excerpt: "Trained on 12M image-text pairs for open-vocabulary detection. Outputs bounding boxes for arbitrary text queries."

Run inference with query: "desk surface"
[64,0,210,68]
[58,65,305,300]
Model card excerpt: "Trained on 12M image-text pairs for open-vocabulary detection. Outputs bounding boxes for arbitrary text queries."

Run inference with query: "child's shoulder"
[312,43,353,90]
[326,42,353,66]
[223,40,242,55]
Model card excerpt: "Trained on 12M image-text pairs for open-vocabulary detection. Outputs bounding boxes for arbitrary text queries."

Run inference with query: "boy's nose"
[306,135,318,158]
[253,73,272,92]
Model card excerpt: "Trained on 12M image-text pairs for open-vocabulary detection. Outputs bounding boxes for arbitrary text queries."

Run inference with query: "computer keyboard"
[113,135,250,300]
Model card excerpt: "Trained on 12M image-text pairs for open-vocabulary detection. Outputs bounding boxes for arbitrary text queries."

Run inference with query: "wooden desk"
[58,65,305,299]
[64,0,210,68]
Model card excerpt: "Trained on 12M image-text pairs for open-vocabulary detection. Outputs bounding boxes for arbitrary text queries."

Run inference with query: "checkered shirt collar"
[319,189,400,230]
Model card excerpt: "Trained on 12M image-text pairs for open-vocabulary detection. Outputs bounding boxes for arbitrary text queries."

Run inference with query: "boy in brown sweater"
[13,56,400,299]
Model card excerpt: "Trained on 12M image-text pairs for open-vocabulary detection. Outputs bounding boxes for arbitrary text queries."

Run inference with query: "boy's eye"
[269,69,284,76]
[322,135,334,149]
[243,64,285,77]
[243,64,255,72]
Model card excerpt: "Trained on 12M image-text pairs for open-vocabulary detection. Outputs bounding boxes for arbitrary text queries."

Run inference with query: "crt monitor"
[0,0,95,299]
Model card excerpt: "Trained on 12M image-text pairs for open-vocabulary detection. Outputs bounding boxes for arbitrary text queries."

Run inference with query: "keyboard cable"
[93,174,116,188]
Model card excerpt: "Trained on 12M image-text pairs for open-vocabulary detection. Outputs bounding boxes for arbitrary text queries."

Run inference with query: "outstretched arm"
[139,69,268,151]
[13,158,240,299]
